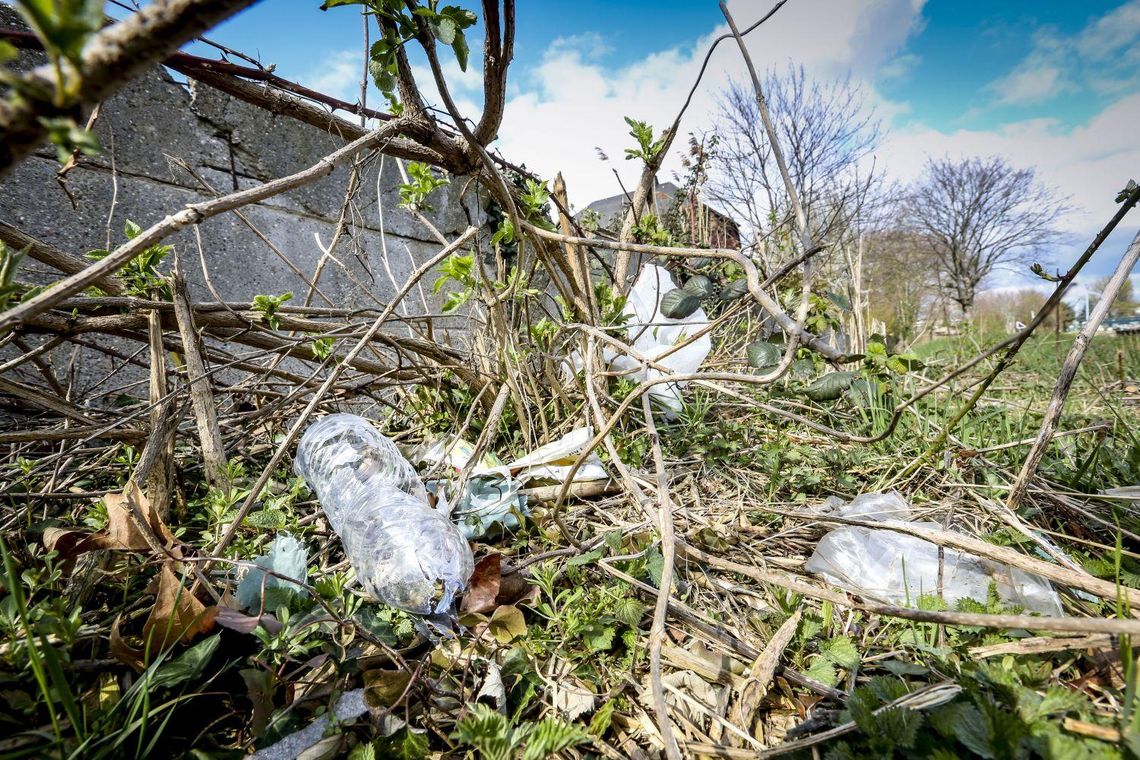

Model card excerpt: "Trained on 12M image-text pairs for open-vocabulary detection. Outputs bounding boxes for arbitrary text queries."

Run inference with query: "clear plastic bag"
[294,414,473,615]
[804,492,1063,616]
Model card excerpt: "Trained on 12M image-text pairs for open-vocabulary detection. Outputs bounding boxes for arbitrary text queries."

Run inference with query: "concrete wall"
[0,5,481,400]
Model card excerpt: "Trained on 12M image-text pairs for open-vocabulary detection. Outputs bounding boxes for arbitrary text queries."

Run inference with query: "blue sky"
[121,0,1139,288]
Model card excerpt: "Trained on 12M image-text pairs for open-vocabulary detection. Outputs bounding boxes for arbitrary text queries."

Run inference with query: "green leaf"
[746,340,781,370]
[820,636,860,670]
[582,623,616,652]
[38,116,101,163]
[683,274,713,298]
[718,278,749,302]
[489,605,527,644]
[432,17,457,45]
[565,548,603,568]
[659,288,700,319]
[644,545,664,587]
[150,633,220,690]
[378,729,429,760]
[804,371,857,402]
[453,30,470,71]
[803,656,838,686]
[613,597,645,628]
[0,40,17,64]
[16,0,103,63]
[520,717,590,760]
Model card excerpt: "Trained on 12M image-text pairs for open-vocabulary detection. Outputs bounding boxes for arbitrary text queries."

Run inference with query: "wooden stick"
[171,266,230,492]
[1008,228,1140,509]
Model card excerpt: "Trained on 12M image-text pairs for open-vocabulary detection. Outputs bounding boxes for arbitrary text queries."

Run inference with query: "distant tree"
[1090,275,1139,318]
[903,156,1067,316]
[708,65,884,271]
[973,288,1073,334]
[863,227,938,341]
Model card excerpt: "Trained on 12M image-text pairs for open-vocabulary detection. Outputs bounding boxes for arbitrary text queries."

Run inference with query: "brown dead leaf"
[461,553,501,614]
[43,527,88,556]
[142,562,215,651]
[730,608,802,743]
[109,615,146,672]
[495,570,539,608]
[213,606,281,635]
[51,483,176,557]
[363,668,413,709]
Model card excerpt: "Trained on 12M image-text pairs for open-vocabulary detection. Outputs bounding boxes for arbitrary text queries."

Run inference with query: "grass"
[2,327,1140,757]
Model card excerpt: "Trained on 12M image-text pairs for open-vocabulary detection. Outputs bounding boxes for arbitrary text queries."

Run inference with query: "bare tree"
[708,64,883,269]
[1090,274,1139,318]
[904,156,1068,316]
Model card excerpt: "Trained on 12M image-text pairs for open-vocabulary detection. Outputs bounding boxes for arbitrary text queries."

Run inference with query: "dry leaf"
[142,562,215,651]
[731,608,802,741]
[461,553,501,614]
[213,606,281,635]
[363,668,414,709]
[488,604,527,644]
[109,615,146,672]
[43,526,88,556]
[547,658,596,720]
[50,483,176,557]
[495,570,539,608]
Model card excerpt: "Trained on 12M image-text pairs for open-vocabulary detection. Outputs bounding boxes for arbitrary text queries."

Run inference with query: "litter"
[505,426,608,484]
[565,265,712,415]
[236,532,310,612]
[294,414,473,615]
[414,426,610,539]
[804,492,1064,616]
[430,475,528,540]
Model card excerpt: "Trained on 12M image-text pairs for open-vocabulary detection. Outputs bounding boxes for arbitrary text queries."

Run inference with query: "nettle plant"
[86,220,172,298]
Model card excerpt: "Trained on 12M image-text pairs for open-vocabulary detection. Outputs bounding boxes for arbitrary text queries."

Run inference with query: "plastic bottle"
[294,414,473,615]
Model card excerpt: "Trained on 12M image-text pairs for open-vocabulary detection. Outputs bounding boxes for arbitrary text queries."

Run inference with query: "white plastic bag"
[564,265,712,414]
[804,492,1063,616]
[621,265,713,414]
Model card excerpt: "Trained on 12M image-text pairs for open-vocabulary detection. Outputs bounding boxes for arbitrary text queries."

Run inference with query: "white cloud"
[299,49,363,104]
[494,0,926,210]
[881,93,1140,235]
[989,62,1068,106]
[986,1,1140,106]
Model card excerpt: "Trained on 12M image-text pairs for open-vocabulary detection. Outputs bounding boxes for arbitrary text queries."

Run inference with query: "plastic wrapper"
[506,426,608,484]
[804,492,1064,616]
[294,414,473,615]
[236,533,310,611]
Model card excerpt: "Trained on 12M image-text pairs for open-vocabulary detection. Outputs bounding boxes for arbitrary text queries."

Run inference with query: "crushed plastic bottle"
[294,414,473,615]
[804,492,1063,616]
